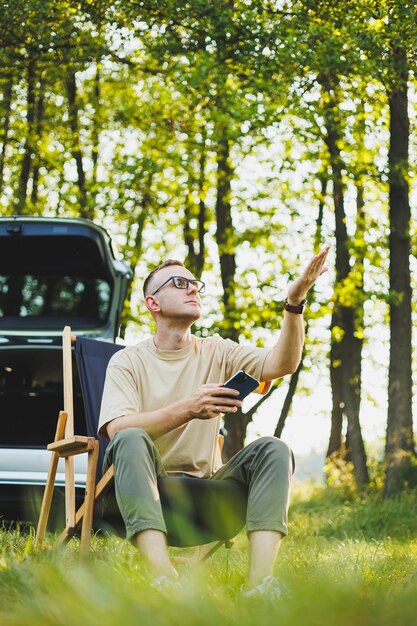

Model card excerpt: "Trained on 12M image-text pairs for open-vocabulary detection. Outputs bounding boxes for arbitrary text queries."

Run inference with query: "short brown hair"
[143,259,185,296]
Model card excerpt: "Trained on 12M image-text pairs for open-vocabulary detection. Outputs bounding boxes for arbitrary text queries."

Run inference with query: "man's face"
[146,265,203,322]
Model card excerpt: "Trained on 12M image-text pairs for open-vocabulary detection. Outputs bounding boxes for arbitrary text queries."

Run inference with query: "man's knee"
[250,435,290,453]
[106,427,165,481]
[110,427,154,457]
[251,436,294,473]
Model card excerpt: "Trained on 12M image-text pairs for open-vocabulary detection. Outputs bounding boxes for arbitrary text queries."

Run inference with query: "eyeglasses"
[151,275,206,296]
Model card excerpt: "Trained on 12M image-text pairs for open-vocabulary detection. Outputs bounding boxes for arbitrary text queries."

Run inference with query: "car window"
[0,233,115,330]
[0,274,111,329]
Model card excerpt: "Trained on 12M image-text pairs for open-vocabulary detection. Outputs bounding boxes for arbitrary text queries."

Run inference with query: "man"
[98,245,330,597]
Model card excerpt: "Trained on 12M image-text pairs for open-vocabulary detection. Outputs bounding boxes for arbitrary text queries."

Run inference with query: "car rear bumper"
[0,448,88,526]
[0,448,88,488]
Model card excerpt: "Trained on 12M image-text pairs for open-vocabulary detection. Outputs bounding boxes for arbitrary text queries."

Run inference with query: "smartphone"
[222,370,259,401]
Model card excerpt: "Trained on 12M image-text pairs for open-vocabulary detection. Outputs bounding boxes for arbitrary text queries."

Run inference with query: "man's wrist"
[284,297,307,314]
[286,297,305,306]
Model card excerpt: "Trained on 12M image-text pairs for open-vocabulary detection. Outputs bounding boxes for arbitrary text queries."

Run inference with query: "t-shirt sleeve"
[97,353,141,438]
[221,338,270,383]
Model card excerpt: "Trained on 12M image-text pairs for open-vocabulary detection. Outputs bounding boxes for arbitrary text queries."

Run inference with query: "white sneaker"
[151,575,180,591]
[240,576,287,601]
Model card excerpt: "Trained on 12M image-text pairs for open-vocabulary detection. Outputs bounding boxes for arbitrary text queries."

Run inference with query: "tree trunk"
[342,305,368,485]
[197,135,207,275]
[31,84,45,205]
[91,64,101,189]
[327,330,344,457]
[344,182,367,482]
[385,46,415,496]
[322,76,350,461]
[65,70,89,216]
[223,383,277,463]
[274,358,302,438]
[314,173,327,253]
[0,77,13,196]
[183,136,206,278]
[119,186,151,339]
[15,58,36,214]
[321,76,369,487]
[214,134,243,459]
[215,136,237,331]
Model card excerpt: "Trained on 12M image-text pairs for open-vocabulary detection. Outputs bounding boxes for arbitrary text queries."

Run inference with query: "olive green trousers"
[103,428,294,542]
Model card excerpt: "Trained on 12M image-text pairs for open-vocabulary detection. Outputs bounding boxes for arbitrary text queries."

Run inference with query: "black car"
[0,216,132,524]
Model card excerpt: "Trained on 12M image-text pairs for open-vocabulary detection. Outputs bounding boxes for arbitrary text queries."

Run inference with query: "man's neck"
[153,326,193,351]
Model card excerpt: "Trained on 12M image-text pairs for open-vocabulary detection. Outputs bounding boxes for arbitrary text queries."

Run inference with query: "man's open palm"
[287,245,330,303]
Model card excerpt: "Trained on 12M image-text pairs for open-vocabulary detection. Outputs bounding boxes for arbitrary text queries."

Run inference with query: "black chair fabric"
[74,337,123,476]
[73,336,247,547]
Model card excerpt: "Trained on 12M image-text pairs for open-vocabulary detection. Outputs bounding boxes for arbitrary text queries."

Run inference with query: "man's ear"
[145,294,160,313]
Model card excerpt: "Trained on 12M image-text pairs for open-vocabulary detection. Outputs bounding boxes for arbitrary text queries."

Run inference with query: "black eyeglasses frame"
[151,275,205,296]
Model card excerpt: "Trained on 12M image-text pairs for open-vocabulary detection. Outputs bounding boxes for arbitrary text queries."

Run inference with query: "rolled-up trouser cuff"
[246,522,288,536]
[126,520,168,543]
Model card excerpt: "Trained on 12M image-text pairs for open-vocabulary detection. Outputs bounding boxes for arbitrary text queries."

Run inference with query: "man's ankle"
[246,572,273,591]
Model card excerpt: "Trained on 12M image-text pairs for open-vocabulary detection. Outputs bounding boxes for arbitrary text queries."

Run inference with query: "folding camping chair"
[35,326,250,558]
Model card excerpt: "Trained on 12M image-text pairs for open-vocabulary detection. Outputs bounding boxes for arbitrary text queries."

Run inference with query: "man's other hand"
[189,383,243,420]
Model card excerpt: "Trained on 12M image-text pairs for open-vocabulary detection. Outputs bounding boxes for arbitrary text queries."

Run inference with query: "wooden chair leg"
[35,451,60,547]
[56,464,115,547]
[80,440,100,553]
[55,522,76,547]
[35,411,68,547]
[65,456,76,531]
[191,539,234,564]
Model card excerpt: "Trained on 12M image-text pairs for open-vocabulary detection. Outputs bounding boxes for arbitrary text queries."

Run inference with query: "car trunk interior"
[0,346,87,447]
[0,234,113,331]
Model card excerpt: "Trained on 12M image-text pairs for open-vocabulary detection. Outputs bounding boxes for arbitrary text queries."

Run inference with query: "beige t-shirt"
[98,335,270,478]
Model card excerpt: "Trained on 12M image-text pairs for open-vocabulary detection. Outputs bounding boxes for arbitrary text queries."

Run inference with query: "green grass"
[1,482,417,626]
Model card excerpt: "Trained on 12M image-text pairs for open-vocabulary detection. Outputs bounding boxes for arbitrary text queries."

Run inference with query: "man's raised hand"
[286,245,330,305]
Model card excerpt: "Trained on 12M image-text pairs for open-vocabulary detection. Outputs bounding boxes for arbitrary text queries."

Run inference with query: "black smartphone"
[222,370,259,401]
